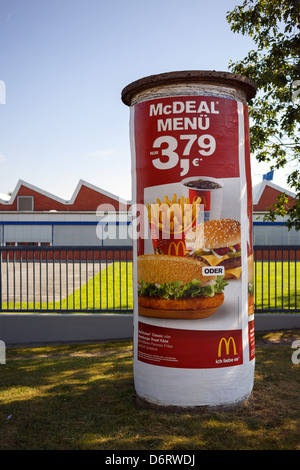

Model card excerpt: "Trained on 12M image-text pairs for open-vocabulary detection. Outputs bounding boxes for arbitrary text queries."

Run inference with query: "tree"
[226,0,300,230]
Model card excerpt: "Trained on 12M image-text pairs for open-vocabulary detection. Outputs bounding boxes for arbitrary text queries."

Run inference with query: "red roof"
[253,181,296,212]
[0,180,130,212]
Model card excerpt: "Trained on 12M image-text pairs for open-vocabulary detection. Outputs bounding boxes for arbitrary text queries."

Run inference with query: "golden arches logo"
[193,194,207,207]
[168,241,186,256]
[218,337,237,357]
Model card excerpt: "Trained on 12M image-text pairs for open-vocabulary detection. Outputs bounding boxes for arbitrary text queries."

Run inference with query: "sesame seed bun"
[185,218,241,250]
[137,254,215,285]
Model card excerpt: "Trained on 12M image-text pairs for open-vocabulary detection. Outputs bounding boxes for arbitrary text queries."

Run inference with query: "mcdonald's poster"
[131,94,255,384]
[138,322,243,369]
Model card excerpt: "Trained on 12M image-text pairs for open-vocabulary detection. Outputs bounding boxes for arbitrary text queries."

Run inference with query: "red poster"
[134,97,241,258]
[248,319,255,361]
[138,321,243,369]
[134,95,247,323]
[134,97,240,207]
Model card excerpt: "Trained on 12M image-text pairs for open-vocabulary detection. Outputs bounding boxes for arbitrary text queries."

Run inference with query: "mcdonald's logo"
[193,194,207,208]
[218,337,237,357]
[168,241,186,256]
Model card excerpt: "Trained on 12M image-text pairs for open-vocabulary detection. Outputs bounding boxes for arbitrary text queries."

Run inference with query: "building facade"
[252,180,300,246]
[0,180,132,247]
[1,178,299,248]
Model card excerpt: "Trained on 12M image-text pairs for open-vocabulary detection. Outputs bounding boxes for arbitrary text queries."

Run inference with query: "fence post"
[0,249,2,311]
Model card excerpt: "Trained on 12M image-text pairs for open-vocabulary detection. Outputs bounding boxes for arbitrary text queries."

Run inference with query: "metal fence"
[0,245,299,313]
[253,245,300,313]
[0,245,133,313]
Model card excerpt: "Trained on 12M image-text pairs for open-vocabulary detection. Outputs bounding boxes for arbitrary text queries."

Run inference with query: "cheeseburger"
[185,218,242,279]
[137,254,228,319]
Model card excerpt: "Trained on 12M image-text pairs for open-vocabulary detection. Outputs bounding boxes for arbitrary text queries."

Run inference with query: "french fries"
[147,194,202,234]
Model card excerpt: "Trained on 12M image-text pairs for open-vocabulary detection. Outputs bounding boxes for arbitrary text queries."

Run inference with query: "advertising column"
[122,71,257,408]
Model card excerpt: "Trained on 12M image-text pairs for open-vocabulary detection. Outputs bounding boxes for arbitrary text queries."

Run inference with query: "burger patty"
[216,257,241,269]
[188,254,241,270]
[138,292,224,311]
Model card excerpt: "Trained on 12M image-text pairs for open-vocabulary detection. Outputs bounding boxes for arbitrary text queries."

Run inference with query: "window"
[17,196,34,211]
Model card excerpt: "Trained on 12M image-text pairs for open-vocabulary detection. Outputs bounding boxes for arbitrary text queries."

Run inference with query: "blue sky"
[0,0,292,201]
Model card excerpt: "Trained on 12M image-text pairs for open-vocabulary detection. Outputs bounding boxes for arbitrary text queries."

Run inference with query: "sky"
[0,0,294,202]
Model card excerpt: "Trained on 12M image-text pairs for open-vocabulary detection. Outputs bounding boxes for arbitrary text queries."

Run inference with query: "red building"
[0,180,131,248]
[0,179,130,212]
[253,180,296,213]
[252,180,299,251]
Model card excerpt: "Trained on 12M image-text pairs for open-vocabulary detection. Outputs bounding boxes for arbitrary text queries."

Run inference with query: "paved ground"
[1,260,109,306]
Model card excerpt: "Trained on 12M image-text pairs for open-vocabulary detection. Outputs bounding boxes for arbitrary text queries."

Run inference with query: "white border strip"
[237,101,251,363]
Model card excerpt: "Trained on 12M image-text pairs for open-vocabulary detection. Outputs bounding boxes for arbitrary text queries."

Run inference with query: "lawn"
[254,261,300,311]
[63,261,133,311]
[0,329,299,450]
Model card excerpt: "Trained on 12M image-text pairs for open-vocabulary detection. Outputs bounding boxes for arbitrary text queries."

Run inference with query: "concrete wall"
[0,314,133,346]
[0,313,299,346]
[254,314,300,331]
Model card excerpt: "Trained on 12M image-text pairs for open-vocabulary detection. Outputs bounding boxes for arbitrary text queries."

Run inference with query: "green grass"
[254,261,300,311]
[0,330,299,450]
[63,261,133,311]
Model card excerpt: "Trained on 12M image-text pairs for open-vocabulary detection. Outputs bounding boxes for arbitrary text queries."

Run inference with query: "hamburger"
[137,254,228,319]
[185,218,242,279]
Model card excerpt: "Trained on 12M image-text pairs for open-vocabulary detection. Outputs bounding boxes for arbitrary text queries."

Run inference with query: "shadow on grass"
[0,335,299,450]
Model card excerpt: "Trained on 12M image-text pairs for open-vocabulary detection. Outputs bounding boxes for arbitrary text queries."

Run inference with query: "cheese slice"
[199,254,242,279]
[199,253,230,267]
[225,266,242,279]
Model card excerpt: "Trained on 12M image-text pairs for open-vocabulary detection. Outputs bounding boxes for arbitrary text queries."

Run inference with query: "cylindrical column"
[122,70,257,408]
